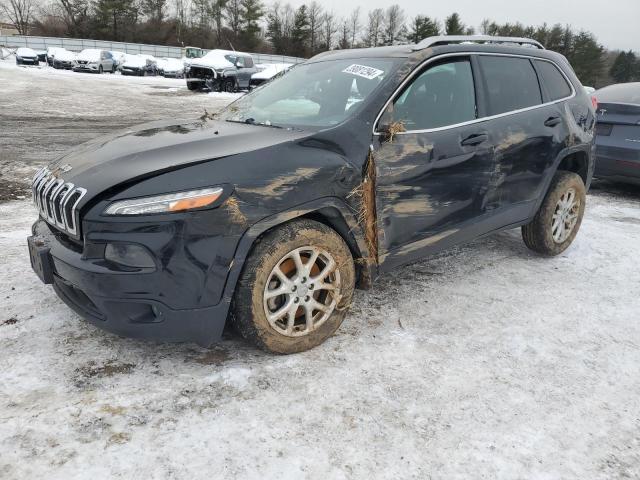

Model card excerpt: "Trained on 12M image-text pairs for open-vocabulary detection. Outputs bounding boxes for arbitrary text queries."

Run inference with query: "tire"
[522,171,586,256]
[231,219,356,354]
[98,65,103,74]
[223,78,236,93]
[187,81,202,91]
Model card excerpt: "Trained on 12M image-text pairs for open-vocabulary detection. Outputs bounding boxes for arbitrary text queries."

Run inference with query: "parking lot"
[1,60,640,479]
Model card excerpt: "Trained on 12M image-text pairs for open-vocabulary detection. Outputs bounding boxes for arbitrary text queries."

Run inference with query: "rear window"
[479,56,543,116]
[535,60,572,101]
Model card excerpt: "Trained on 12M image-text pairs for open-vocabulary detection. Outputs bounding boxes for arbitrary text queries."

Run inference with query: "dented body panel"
[28,42,595,345]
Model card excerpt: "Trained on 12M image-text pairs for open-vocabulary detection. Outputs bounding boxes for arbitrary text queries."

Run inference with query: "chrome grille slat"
[31,167,87,239]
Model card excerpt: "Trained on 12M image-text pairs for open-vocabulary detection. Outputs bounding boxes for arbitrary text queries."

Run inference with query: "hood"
[46,118,311,203]
[55,50,76,62]
[191,51,235,70]
[122,55,147,68]
[77,49,101,62]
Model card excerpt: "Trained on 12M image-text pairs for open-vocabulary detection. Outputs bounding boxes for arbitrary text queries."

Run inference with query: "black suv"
[28,36,596,354]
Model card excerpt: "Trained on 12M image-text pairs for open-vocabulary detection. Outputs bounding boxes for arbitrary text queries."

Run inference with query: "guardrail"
[0,35,306,64]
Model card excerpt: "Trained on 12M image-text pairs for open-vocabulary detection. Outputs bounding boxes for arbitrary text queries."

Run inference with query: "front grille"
[32,167,87,238]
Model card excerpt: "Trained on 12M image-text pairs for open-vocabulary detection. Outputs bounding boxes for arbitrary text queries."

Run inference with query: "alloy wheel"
[263,246,341,337]
[552,187,580,243]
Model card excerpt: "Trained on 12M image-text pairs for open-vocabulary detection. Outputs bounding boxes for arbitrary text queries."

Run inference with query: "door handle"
[461,133,488,146]
[544,116,562,127]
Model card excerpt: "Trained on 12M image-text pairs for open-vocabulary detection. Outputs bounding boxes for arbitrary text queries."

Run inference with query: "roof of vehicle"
[595,82,640,105]
[16,47,37,55]
[310,36,566,65]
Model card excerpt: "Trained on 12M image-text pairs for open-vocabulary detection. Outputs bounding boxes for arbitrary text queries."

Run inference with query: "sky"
[287,0,640,52]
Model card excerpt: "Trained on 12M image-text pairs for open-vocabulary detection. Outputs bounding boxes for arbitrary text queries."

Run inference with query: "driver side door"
[374,55,502,270]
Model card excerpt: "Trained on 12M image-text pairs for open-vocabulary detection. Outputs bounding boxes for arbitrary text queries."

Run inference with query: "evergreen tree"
[290,5,309,57]
[568,30,604,86]
[240,0,264,50]
[610,51,638,83]
[444,12,464,35]
[92,0,138,41]
[408,15,439,44]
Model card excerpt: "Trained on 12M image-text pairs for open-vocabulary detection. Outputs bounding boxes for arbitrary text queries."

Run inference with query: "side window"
[243,56,254,68]
[384,58,477,131]
[534,60,572,101]
[235,57,245,68]
[479,56,542,115]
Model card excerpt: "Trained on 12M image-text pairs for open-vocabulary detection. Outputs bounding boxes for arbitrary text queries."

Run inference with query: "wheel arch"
[221,198,374,316]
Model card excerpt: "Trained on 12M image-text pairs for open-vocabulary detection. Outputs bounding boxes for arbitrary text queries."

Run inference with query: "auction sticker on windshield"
[342,64,384,80]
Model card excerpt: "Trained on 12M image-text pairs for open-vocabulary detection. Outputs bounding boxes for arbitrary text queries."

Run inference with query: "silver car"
[73,49,116,74]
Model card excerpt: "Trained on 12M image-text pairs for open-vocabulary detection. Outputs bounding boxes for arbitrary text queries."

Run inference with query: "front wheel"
[223,78,236,93]
[98,65,103,74]
[232,219,355,354]
[522,171,586,256]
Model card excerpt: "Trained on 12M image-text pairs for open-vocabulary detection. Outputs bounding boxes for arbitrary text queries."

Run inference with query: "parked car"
[15,47,39,65]
[186,49,257,92]
[73,49,116,73]
[28,36,596,354]
[109,50,127,69]
[35,50,47,62]
[46,47,68,66]
[593,82,640,185]
[250,63,293,88]
[157,57,185,78]
[51,49,76,70]
[119,54,158,76]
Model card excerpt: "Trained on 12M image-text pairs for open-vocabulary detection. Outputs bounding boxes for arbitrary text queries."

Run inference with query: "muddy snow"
[1,58,640,480]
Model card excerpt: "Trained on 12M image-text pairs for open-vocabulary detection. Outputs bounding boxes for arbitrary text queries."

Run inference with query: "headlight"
[103,187,224,215]
[16,56,22,60]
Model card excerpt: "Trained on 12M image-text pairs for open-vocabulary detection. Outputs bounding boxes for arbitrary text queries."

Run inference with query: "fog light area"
[104,243,156,269]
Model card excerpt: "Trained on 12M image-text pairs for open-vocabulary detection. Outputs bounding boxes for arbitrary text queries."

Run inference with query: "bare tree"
[307,1,322,55]
[364,8,384,47]
[338,18,350,49]
[348,7,360,48]
[320,11,337,50]
[1,0,36,35]
[383,4,404,46]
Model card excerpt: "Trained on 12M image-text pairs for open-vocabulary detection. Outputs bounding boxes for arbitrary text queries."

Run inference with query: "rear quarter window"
[479,56,543,116]
[535,60,572,101]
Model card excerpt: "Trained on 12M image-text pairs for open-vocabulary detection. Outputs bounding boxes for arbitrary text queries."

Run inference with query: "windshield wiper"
[225,119,284,129]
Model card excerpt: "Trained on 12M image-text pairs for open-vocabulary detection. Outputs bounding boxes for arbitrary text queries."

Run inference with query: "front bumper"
[73,64,99,72]
[29,219,231,346]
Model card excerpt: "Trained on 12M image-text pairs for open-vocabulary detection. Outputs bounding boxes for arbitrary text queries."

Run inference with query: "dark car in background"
[186,49,257,92]
[120,54,158,76]
[15,47,39,65]
[594,82,640,185]
[28,36,595,354]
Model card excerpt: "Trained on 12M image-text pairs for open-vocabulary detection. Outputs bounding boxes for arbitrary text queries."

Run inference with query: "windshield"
[218,58,400,129]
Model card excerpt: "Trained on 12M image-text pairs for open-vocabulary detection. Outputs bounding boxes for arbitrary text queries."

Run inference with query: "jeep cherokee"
[28,36,596,354]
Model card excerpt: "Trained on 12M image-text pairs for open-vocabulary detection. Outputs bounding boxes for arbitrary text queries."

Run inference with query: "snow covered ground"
[1,57,640,479]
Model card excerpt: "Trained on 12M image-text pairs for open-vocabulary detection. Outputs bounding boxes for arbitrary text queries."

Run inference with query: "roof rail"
[412,35,545,51]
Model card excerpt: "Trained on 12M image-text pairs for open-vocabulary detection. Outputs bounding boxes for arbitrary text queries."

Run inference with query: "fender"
[532,143,594,214]
[216,196,374,317]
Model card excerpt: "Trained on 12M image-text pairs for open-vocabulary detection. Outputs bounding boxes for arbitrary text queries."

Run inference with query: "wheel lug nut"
[309,284,314,290]
[294,298,299,303]
[292,285,297,292]
[301,277,306,283]
[305,296,310,302]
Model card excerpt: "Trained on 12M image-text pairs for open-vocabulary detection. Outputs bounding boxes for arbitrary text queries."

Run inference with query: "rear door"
[374,55,502,268]
[476,55,571,208]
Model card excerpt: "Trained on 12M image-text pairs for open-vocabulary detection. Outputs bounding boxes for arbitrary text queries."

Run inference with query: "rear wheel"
[232,219,355,354]
[522,171,586,256]
[98,65,103,74]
